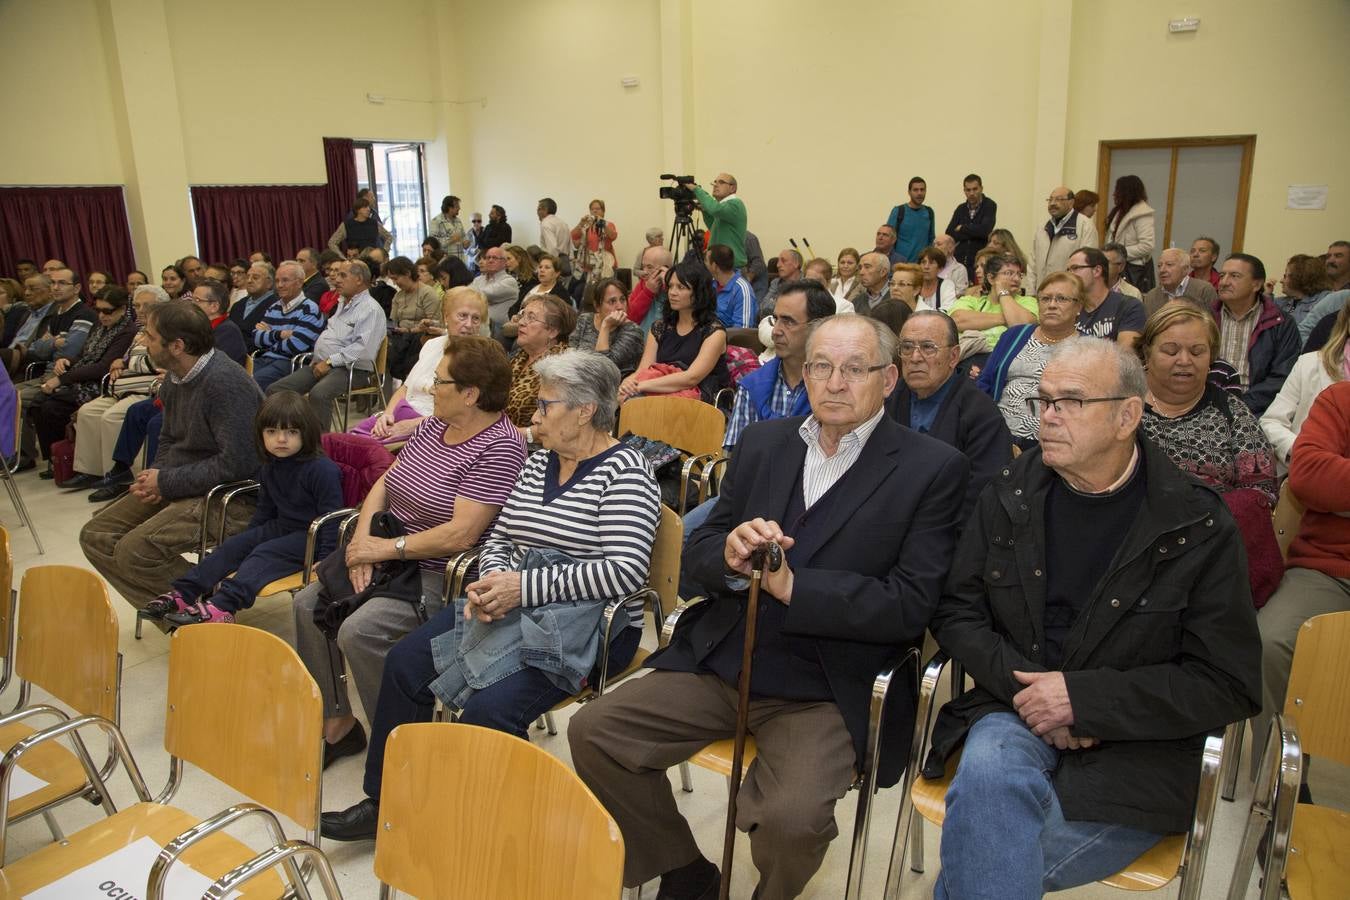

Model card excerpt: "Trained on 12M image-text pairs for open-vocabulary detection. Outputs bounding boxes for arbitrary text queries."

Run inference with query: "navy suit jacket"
[653,413,970,787]
[885,373,1013,529]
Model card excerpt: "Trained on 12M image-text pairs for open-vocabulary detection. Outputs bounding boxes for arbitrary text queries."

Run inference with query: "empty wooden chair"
[0,565,119,859]
[374,722,623,899]
[618,395,726,514]
[0,624,340,897]
[1227,611,1350,900]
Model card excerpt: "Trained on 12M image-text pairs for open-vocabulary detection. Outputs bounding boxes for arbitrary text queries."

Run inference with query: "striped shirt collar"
[798,404,885,458]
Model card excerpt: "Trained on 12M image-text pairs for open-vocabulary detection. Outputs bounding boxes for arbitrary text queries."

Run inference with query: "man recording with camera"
[691,173,748,269]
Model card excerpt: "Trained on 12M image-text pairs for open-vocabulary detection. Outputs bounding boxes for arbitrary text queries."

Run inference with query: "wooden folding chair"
[1227,611,1350,900]
[0,566,120,860]
[374,722,623,899]
[890,652,1224,900]
[1271,479,1305,561]
[0,624,341,897]
[618,396,726,514]
[662,595,916,900]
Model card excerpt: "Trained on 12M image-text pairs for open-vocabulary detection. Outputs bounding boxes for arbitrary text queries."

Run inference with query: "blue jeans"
[936,712,1164,899]
[112,397,161,468]
[362,604,641,800]
[252,356,293,391]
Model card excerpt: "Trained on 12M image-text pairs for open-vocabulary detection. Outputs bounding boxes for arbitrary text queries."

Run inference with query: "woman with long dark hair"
[1104,175,1157,292]
[618,261,728,402]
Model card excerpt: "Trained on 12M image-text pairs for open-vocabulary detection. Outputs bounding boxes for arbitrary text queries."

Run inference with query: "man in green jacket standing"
[692,173,748,269]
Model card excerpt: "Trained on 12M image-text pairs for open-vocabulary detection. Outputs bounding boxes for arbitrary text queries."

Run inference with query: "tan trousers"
[79,491,253,611]
[568,670,857,900]
[73,394,145,477]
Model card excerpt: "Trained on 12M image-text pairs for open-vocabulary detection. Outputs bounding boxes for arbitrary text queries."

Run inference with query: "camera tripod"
[668,211,704,265]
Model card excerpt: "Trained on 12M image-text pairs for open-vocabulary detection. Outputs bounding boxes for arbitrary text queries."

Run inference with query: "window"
[352,142,429,260]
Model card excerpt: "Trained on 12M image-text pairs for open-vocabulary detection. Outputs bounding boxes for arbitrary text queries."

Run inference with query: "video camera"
[659,174,698,219]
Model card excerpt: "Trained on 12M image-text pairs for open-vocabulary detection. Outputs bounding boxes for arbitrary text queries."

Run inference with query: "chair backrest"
[321,431,396,506]
[165,624,323,830]
[649,504,681,623]
[373,336,389,375]
[1272,479,1304,561]
[1284,610,1350,768]
[374,723,624,899]
[15,566,118,720]
[619,395,725,458]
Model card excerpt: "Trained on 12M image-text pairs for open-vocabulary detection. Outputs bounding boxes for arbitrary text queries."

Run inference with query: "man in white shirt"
[536,198,573,259]
[934,234,969,295]
[470,247,522,332]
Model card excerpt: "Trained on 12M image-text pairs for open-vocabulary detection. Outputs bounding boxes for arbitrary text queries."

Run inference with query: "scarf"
[74,314,135,404]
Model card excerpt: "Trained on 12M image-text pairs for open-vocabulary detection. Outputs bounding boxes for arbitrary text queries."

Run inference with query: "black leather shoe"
[323,721,367,770]
[39,465,54,480]
[90,483,131,503]
[321,797,378,841]
[656,857,719,900]
[92,469,134,490]
[60,472,100,490]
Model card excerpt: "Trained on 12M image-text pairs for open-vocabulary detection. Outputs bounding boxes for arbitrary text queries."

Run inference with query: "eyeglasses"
[804,361,886,383]
[1037,294,1080,306]
[712,178,734,186]
[1025,395,1130,415]
[535,397,566,414]
[898,341,948,358]
[1046,196,1073,203]
[519,312,550,326]
[431,376,457,389]
[766,314,803,328]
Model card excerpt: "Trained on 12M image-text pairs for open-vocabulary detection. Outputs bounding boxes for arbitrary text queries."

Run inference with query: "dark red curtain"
[191,136,359,264]
[0,186,136,281]
[322,137,357,229]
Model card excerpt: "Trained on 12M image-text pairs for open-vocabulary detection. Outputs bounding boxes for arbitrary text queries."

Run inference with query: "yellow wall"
[3,0,1348,277]
[1064,0,1350,270]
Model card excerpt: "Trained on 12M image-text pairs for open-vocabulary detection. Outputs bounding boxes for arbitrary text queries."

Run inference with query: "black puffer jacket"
[928,438,1261,834]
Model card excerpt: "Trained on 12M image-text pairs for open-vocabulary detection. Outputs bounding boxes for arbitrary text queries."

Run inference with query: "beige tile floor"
[0,467,1344,898]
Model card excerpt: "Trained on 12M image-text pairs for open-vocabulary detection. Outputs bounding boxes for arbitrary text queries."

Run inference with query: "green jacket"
[693,186,748,268]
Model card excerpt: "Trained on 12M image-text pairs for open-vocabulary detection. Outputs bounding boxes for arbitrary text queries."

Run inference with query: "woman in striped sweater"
[322,349,661,842]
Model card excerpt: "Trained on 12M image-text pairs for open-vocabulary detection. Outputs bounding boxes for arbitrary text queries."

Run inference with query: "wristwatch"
[997,290,1012,298]
[394,536,407,562]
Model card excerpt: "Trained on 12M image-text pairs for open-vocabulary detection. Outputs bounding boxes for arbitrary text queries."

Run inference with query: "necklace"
[1145,391,1194,418]
[1036,327,1071,344]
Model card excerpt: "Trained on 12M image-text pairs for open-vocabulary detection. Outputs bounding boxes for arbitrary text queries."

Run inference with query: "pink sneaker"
[144,590,192,619]
[163,600,236,627]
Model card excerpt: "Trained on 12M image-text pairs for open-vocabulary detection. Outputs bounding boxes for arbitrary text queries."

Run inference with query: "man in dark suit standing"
[886,310,1011,522]
[570,315,970,900]
[944,173,997,280]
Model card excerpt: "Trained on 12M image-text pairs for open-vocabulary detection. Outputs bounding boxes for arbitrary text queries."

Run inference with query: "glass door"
[351,141,428,260]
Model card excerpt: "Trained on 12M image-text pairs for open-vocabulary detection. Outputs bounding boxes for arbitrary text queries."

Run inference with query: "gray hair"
[904,309,959,346]
[346,259,371,284]
[806,314,897,368]
[533,350,621,433]
[1046,336,1146,400]
[1103,242,1129,262]
[249,260,276,282]
[644,227,664,243]
[1159,247,1188,266]
[782,249,803,268]
[133,284,171,304]
[276,260,305,280]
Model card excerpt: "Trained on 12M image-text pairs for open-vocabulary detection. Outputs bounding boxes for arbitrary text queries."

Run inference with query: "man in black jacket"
[928,337,1260,899]
[944,173,997,280]
[885,310,1011,523]
[570,315,969,900]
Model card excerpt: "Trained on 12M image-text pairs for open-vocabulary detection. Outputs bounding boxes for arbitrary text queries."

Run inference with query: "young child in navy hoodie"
[144,390,344,625]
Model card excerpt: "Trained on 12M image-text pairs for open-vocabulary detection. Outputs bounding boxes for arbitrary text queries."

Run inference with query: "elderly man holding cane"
[570,315,969,899]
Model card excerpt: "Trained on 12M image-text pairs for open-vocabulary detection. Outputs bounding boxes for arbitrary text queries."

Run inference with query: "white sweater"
[1260,351,1340,466]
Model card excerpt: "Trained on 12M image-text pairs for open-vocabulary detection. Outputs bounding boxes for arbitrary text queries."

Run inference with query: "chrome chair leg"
[678,761,693,792]
[1220,718,1246,801]
[0,464,43,554]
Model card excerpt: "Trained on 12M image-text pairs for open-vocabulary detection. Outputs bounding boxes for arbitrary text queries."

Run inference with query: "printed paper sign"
[1286,184,1328,210]
[24,835,238,899]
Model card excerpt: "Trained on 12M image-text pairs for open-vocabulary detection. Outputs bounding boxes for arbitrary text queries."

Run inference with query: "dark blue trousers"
[170,521,308,613]
[112,397,162,468]
[362,606,641,800]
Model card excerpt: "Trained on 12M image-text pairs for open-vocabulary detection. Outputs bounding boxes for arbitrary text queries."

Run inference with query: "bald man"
[1030,185,1098,287]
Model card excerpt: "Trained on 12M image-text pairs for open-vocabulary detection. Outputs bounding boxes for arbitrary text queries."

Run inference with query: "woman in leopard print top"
[504,294,575,430]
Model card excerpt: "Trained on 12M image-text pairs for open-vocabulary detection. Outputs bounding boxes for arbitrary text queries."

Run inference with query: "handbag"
[111,372,160,399]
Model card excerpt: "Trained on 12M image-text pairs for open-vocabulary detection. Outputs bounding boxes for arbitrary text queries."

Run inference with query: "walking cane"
[719,540,783,900]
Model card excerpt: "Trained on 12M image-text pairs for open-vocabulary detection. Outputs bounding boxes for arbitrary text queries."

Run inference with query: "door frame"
[1096,135,1256,253]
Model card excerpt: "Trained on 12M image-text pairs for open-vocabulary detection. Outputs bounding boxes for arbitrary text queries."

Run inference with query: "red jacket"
[1287,381,1350,578]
